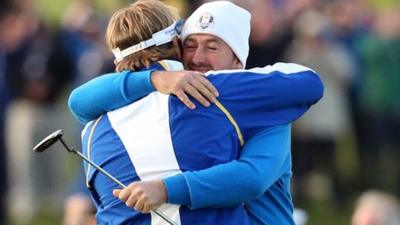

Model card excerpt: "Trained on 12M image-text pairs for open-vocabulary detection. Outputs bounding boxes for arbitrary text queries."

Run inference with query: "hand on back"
[113,180,167,213]
[151,71,219,109]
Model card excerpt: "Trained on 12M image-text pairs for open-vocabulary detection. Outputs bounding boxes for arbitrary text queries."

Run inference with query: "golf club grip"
[72,150,178,225]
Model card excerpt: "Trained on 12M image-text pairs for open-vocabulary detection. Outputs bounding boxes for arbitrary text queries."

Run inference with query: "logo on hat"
[198,13,214,30]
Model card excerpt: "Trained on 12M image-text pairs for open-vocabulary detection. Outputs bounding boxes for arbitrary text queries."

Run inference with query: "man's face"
[182,34,242,73]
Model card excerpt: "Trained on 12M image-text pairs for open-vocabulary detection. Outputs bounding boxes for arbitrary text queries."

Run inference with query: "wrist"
[163,174,191,205]
[150,71,166,92]
[155,180,168,203]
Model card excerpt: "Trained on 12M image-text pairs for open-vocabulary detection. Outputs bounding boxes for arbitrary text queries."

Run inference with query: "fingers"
[186,72,218,107]
[130,194,144,211]
[113,181,167,214]
[183,84,211,108]
[152,70,219,110]
[196,75,219,98]
[113,184,152,213]
[176,91,196,109]
[176,72,219,108]
[190,71,218,96]
[119,188,141,210]
[117,187,136,203]
[134,197,151,214]
[141,202,152,214]
[113,189,121,197]
[114,185,139,209]
[190,77,218,104]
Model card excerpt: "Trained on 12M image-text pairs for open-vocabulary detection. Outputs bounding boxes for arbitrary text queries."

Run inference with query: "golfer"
[71,1,324,224]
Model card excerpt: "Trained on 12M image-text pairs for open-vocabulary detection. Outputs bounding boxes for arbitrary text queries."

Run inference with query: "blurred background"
[0,0,399,224]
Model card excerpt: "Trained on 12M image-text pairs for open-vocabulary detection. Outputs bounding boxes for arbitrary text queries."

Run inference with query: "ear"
[172,37,182,60]
[234,57,243,69]
[172,37,182,49]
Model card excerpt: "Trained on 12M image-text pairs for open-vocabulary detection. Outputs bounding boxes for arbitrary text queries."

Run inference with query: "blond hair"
[106,0,179,71]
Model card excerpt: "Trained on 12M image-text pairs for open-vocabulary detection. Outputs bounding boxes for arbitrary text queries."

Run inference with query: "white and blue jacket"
[77,60,323,225]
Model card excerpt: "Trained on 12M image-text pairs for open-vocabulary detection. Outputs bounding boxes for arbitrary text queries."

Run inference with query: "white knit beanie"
[181,1,251,68]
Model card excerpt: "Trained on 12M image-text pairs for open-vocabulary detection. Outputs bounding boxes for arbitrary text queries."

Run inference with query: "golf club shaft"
[58,138,178,225]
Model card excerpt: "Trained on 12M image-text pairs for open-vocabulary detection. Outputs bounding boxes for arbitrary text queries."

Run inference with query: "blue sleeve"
[208,67,323,140]
[163,64,323,208]
[68,70,155,124]
[164,124,291,208]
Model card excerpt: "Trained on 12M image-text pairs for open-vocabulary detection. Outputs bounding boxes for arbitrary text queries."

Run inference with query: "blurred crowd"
[0,0,399,224]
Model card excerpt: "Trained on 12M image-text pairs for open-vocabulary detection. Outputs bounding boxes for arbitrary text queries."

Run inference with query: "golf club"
[33,129,178,225]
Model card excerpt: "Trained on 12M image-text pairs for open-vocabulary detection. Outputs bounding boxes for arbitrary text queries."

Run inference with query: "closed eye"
[184,45,196,51]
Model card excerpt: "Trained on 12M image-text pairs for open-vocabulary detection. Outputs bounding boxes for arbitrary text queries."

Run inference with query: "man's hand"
[113,180,167,213]
[151,71,219,109]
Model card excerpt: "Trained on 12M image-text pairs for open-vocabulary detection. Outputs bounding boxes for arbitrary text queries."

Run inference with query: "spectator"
[0,2,11,224]
[357,5,400,193]
[285,7,356,205]
[352,190,400,225]
[2,1,74,223]
[59,0,114,85]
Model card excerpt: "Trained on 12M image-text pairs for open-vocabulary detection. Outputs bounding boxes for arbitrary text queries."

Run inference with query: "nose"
[191,46,207,65]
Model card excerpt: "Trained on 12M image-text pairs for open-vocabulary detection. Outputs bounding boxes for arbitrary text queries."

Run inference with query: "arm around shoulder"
[68,70,154,124]
[163,124,291,209]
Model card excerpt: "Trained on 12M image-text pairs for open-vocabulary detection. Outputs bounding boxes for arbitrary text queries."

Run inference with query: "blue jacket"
[71,60,323,225]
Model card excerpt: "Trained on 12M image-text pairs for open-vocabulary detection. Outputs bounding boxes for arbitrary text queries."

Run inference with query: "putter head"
[33,129,64,152]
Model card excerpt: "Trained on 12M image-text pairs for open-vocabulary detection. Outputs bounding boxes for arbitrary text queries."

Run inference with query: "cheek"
[182,52,192,64]
[215,51,235,67]
[205,54,220,66]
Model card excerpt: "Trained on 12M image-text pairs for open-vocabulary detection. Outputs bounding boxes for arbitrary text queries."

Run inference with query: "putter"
[33,129,178,225]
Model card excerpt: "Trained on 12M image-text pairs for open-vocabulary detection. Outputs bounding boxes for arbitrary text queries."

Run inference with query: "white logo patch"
[198,13,214,30]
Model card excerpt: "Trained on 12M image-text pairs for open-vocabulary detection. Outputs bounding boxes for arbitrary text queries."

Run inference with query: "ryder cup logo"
[198,13,214,30]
